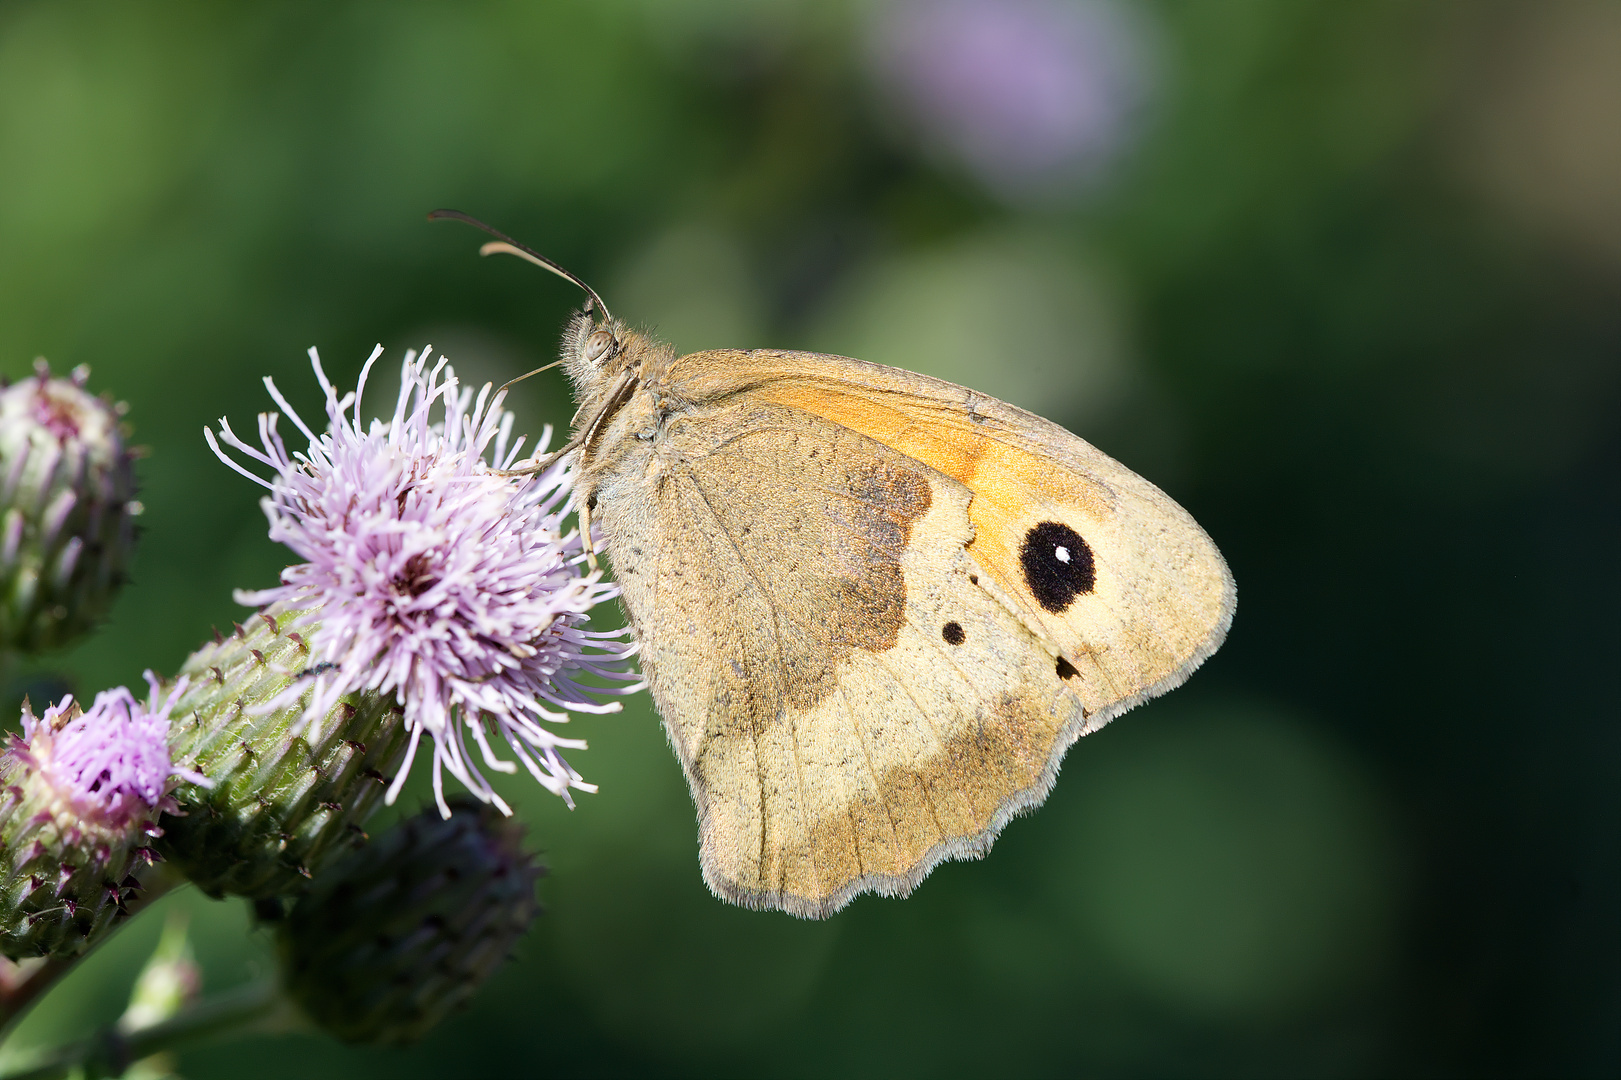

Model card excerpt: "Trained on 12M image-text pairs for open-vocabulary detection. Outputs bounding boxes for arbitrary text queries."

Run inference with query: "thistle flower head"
[0,360,140,653]
[207,346,640,817]
[0,675,206,957]
[8,674,205,833]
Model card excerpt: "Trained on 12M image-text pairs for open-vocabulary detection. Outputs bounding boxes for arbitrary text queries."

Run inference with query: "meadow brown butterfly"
[432,211,1235,918]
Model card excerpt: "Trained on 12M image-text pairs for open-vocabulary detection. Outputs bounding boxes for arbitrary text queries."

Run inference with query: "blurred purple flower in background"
[866,0,1155,197]
[208,347,640,816]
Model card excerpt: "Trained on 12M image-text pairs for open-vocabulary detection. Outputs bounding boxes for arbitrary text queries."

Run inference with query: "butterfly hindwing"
[592,391,1088,916]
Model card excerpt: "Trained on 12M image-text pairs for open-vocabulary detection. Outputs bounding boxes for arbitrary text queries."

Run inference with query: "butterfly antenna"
[426,209,614,325]
[495,358,564,399]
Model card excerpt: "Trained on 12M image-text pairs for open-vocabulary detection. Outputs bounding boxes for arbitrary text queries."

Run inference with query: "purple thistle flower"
[206,346,641,816]
[0,676,205,956]
[867,0,1155,197]
[8,674,207,833]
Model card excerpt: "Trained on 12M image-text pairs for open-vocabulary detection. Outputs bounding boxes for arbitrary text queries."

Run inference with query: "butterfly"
[431,211,1235,918]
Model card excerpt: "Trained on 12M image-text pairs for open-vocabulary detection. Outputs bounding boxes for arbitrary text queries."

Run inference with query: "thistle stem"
[0,979,297,1080]
[0,960,70,1040]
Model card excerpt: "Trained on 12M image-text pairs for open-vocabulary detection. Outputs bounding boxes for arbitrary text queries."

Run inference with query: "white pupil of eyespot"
[1055,546,1070,563]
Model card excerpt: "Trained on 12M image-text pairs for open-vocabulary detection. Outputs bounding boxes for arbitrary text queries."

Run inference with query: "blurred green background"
[1,0,1616,1076]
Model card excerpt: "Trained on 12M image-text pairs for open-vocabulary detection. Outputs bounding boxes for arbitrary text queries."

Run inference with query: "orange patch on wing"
[749,380,1111,621]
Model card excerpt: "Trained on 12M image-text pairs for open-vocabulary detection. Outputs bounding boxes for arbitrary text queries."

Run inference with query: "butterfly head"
[560,307,634,391]
[557,297,680,409]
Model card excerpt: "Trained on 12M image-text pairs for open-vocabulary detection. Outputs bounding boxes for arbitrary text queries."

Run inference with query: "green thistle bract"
[158,606,410,899]
[278,798,543,1044]
[0,361,139,654]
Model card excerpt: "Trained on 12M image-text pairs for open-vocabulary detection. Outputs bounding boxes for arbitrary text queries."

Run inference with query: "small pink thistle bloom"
[206,345,641,816]
[8,674,208,833]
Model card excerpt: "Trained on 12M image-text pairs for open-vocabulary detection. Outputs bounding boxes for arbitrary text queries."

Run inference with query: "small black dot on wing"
[942,621,965,645]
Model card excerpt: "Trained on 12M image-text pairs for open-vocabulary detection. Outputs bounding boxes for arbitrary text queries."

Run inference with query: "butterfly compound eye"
[584,330,616,362]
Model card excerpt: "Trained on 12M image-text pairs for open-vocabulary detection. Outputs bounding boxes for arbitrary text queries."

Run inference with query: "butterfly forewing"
[660,350,1235,719]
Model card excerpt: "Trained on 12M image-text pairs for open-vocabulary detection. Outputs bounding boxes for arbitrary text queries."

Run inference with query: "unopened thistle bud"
[157,607,410,900]
[278,798,543,1044]
[0,678,204,958]
[0,361,139,654]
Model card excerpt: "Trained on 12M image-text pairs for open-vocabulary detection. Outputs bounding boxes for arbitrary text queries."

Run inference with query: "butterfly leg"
[577,491,600,574]
[494,435,581,479]
[499,370,637,482]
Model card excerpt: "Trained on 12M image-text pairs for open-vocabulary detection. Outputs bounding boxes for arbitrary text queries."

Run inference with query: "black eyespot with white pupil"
[1020,521,1095,613]
[584,329,615,362]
